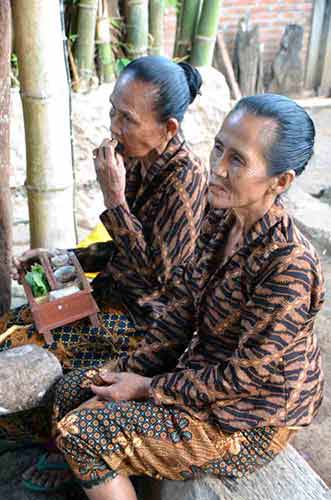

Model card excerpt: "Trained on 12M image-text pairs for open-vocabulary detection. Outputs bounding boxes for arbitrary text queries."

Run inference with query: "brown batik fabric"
[117,202,325,432]
[74,134,208,328]
[54,369,295,490]
[0,303,137,370]
[0,135,206,373]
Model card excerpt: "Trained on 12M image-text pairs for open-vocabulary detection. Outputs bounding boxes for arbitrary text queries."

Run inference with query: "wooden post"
[215,32,241,100]
[12,0,76,249]
[318,10,331,96]
[305,0,326,90]
[234,17,262,96]
[0,0,12,316]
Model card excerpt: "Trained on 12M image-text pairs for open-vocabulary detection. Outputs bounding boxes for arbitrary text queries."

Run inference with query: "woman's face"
[209,110,278,210]
[109,75,168,158]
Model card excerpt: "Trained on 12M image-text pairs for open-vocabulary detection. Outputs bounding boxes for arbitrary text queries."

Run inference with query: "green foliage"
[165,0,177,7]
[25,264,50,297]
[115,57,130,75]
[68,33,78,43]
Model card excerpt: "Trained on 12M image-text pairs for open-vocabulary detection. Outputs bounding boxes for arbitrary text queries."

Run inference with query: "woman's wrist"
[105,197,128,210]
[142,377,152,399]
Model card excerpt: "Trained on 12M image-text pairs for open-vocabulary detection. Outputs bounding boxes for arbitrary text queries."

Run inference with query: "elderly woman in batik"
[22,94,325,496]
[1,56,207,370]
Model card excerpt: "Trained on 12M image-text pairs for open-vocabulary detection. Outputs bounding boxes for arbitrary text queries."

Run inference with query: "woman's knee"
[53,368,96,420]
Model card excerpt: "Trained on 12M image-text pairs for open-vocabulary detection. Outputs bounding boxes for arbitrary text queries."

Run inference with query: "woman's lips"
[210,183,228,193]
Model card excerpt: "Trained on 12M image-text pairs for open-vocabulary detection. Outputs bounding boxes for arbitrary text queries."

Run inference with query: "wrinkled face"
[110,75,167,158]
[209,110,277,210]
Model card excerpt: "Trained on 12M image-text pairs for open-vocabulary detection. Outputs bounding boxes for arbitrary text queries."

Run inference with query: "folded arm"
[149,247,325,411]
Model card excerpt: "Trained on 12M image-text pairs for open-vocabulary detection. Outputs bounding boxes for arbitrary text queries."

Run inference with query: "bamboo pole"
[174,0,183,57]
[127,0,148,59]
[149,0,164,56]
[12,0,76,249]
[0,0,12,315]
[174,0,201,59]
[190,0,222,66]
[97,0,115,83]
[75,0,98,91]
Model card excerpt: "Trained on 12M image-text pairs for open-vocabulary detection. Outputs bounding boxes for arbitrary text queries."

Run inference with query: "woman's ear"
[272,169,296,195]
[166,118,179,139]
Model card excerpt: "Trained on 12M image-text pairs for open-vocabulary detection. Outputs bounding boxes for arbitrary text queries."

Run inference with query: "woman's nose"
[215,156,228,178]
[110,114,121,137]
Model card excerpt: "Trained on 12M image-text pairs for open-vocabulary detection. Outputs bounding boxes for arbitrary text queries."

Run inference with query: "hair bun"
[178,62,202,104]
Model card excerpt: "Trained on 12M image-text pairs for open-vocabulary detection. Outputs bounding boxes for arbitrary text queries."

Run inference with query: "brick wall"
[220,0,313,71]
[164,1,313,74]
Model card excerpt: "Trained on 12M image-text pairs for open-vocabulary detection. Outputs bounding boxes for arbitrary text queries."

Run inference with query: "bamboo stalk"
[12,0,76,249]
[149,0,164,56]
[75,0,98,91]
[173,0,183,57]
[127,0,148,59]
[174,0,201,59]
[97,0,115,82]
[190,0,222,66]
[0,0,12,315]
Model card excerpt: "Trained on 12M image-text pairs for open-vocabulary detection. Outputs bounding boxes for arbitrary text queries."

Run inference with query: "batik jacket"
[74,135,207,327]
[118,202,325,432]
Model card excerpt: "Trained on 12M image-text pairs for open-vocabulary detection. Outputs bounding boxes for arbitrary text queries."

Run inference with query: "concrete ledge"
[135,445,329,500]
[285,184,331,255]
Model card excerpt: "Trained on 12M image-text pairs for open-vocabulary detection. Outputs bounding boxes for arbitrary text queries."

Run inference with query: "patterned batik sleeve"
[116,265,198,376]
[99,163,207,284]
[150,245,325,413]
[73,241,116,273]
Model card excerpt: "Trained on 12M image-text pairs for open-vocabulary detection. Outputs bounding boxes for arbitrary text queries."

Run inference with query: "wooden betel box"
[21,250,99,345]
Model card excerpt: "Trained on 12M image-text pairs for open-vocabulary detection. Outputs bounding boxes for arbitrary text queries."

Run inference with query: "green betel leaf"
[25,264,50,297]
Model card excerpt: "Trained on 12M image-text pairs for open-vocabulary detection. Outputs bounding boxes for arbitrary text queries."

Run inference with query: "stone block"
[134,446,328,500]
[0,345,62,415]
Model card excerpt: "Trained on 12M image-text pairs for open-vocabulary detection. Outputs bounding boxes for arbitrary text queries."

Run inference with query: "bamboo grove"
[11,0,223,92]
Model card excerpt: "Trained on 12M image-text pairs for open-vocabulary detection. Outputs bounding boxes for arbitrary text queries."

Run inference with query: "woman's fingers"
[90,382,124,401]
[10,257,21,281]
[98,370,119,384]
[90,384,113,401]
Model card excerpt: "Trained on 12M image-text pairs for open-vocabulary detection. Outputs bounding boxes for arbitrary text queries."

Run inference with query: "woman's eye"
[214,143,224,155]
[231,154,243,166]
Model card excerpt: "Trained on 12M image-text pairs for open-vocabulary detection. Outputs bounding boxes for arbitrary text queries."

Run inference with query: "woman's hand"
[93,138,126,209]
[90,371,152,402]
[11,248,48,282]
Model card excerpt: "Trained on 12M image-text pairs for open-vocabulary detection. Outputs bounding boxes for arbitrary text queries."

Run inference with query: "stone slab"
[0,345,62,415]
[135,445,328,500]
